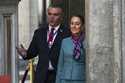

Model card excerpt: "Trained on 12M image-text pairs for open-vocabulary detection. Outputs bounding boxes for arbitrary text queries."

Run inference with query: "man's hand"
[16,44,27,58]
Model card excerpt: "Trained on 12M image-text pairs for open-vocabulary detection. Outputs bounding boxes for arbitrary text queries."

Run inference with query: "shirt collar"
[49,24,60,32]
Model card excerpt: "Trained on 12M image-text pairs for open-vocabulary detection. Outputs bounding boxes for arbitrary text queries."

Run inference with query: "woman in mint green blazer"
[56,15,86,83]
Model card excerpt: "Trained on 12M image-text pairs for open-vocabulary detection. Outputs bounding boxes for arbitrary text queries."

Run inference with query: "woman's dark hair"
[70,15,85,25]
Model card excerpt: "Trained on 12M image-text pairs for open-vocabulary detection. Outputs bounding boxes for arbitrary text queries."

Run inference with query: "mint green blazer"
[56,37,86,83]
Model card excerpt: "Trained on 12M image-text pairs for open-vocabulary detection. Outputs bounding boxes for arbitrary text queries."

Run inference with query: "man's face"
[47,7,63,27]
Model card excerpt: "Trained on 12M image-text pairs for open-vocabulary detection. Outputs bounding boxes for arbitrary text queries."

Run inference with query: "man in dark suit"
[17,5,70,83]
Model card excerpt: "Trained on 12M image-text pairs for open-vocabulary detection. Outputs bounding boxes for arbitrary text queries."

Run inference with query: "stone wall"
[85,0,122,83]
[122,0,125,83]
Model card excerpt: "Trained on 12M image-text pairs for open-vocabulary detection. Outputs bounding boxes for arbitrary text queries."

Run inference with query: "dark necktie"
[48,28,55,70]
[48,28,55,47]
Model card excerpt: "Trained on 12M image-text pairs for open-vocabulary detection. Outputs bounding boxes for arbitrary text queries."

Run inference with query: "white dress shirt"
[47,24,60,70]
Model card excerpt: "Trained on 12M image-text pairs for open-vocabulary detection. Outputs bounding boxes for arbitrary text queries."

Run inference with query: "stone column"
[122,0,125,83]
[85,0,122,83]
[18,0,39,48]
[0,15,4,75]
[18,0,30,48]
[29,0,39,40]
[113,0,122,83]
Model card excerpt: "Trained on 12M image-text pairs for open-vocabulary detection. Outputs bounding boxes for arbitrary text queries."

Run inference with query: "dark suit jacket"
[23,24,70,83]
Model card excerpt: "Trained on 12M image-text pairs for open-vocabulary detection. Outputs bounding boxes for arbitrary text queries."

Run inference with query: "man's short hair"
[48,4,64,16]
[48,4,63,11]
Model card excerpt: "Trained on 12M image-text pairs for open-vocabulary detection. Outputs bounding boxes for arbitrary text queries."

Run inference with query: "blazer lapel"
[40,25,49,50]
[52,26,63,47]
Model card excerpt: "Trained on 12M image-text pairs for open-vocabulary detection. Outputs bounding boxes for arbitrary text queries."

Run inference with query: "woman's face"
[70,16,82,35]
